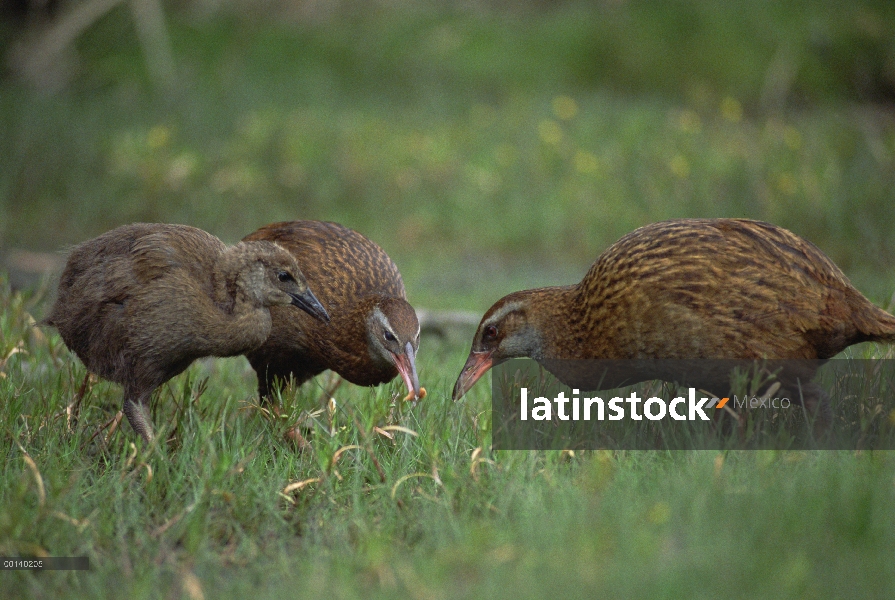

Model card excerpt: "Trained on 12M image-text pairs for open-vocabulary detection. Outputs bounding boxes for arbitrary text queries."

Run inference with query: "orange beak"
[451,350,494,401]
[392,341,422,401]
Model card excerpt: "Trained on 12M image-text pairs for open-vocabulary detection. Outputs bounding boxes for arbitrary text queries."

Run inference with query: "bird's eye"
[384,330,397,342]
[483,325,498,340]
[277,271,294,283]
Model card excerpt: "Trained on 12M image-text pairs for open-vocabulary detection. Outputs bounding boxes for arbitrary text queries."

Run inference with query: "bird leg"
[122,388,155,444]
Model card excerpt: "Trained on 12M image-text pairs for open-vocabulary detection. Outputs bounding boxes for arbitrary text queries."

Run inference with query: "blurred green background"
[2,0,895,309]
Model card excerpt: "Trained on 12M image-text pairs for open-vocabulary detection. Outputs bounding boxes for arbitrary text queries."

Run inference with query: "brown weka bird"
[45,223,330,443]
[453,218,895,411]
[242,220,424,403]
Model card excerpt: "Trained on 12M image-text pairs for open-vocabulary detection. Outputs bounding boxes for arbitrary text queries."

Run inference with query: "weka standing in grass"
[242,220,424,402]
[453,218,895,408]
[45,223,330,443]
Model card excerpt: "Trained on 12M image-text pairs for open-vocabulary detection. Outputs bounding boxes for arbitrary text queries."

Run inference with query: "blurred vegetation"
[1,0,894,311]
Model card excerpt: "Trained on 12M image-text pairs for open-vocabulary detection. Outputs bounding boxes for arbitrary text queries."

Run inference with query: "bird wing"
[130,237,182,283]
[128,227,223,285]
[244,220,406,301]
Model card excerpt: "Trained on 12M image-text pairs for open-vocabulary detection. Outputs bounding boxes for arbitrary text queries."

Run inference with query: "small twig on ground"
[83,410,123,450]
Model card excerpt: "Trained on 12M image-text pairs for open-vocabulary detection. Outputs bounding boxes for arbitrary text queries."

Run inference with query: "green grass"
[3,276,895,599]
[3,1,895,597]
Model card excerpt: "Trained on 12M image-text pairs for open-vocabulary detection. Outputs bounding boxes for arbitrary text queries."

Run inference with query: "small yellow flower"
[538,119,563,145]
[777,172,798,195]
[669,154,690,178]
[720,97,743,122]
[552,95,578,120]
[574,150,600,174]
[147,125,171,149]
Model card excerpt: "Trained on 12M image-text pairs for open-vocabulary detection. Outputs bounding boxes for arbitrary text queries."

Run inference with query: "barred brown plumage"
[45,223,330,443]
[452,219,895,411]
[242,220,424,402]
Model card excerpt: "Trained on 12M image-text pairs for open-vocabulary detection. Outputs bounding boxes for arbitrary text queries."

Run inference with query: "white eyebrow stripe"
[373,306,394,333]
[483,300,524,326]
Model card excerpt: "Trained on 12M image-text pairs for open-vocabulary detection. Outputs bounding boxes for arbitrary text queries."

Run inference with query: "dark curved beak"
[451,350,494,401]
[392,341,421,400]
[290,288,330,323]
